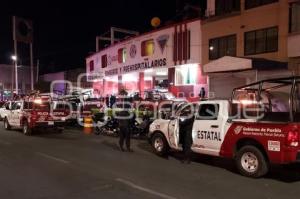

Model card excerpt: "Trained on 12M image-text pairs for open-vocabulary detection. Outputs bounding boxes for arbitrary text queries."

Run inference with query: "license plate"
[48,121,54,125]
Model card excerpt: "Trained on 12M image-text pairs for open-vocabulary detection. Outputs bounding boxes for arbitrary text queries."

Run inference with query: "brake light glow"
[286,130,299,147]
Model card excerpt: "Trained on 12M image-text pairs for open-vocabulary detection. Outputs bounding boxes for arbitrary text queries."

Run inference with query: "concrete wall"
[201,0,289,65]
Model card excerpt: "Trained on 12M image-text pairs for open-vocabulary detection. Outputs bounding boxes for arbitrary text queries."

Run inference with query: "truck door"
[168,118,180,149]
[192,102,225,156]
[9,102,21,126]
[168,103,194,150]
[12,102,22,126]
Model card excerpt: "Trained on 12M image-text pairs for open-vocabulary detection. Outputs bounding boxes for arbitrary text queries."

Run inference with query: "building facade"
[86,0,299,100]
[40,68,92,94]
[202,0,292,98]
[288,0,300,73]
[86,19,208,99]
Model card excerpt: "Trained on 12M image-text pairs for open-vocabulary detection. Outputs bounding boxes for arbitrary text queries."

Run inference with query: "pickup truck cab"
[0,101,13,120]
[3,95,68,135]
[149,77,300,178]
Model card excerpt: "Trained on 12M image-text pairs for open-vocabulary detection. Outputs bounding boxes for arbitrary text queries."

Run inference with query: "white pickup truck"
[0,101,13,120]
[149,77,300,178]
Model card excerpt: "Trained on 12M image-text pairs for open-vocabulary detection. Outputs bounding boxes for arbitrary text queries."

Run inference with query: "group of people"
[113,87,206,162]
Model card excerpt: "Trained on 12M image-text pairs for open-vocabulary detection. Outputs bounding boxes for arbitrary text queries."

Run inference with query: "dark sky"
[0,0,205,74]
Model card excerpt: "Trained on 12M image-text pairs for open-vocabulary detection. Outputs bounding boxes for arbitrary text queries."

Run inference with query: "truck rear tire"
[151,133,169,156]
[22,120,32,136]
[235,145,269,178]
[4,118,11,130]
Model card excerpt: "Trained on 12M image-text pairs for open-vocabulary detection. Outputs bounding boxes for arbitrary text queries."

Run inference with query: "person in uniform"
[116,108,133,152]
[179,105,195,163]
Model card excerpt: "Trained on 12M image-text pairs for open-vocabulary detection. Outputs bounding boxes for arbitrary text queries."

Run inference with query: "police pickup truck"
[149,77,300,178]
[3,95,68,135]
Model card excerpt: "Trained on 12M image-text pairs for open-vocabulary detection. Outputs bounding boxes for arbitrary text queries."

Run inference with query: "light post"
[11,55,18,96]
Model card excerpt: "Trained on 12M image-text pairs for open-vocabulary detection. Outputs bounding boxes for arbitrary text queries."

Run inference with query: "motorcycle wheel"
[95,126,105,135]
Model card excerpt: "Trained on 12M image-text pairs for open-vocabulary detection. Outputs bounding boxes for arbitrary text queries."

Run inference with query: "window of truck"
[11,102,21,110]
[34,102,50,110]
[231,77,300,122]
[197,104,219,120]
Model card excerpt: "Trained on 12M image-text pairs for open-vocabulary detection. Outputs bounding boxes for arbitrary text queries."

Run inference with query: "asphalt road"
[1,124,300,199]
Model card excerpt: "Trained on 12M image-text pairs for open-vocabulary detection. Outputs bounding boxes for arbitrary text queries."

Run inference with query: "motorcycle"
[93,112,119,136]
[130,113,153,138]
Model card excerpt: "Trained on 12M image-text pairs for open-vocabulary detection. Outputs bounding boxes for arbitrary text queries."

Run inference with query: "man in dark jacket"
[179,106,195,163]
[199,87,206,100]
[105,95,110,108]
[116,109,132,152]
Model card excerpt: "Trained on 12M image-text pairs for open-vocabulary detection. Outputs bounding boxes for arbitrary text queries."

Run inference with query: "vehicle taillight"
[286,130,299,147]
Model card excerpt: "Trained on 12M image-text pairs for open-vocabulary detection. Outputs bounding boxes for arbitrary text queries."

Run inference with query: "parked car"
[144,89,176,101]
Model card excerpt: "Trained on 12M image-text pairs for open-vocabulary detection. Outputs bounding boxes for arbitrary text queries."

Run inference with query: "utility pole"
[30,43,34,90]
[12,16,18,95]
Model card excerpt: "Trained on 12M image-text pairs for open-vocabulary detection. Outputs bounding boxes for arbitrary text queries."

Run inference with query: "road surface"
[0,124,300,199]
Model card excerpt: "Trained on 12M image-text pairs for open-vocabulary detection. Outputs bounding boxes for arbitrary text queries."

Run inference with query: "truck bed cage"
[231,76,300,122]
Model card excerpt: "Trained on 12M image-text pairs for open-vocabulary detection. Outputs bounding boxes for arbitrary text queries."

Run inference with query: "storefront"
[203,56,291,99]
[86,19,208,100]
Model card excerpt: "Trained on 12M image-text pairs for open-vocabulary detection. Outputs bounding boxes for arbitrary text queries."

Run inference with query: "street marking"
[115,178,177,199]
[36,152,70,164]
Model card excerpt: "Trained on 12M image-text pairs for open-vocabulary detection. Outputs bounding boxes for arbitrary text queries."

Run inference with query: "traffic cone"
[83,116,93,135]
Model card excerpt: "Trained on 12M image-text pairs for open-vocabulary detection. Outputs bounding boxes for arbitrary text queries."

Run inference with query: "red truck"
[149,76,300,177]
[3,95,68,135]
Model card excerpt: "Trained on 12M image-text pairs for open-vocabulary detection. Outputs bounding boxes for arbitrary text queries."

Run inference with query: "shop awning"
[203,56,288,73]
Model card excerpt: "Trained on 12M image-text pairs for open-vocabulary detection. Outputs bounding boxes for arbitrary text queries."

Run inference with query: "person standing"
[199,87,206,100]
[179,110,195,164]
[116,108,132,152]
[110,94,116,108]
[105,95,110,108]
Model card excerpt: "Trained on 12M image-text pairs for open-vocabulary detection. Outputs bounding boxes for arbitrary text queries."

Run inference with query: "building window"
[289,2,300,33]
[245,0,278,10]
[141,39,155,56]
[89,60,94,72]
[175,64,197,85]
[118,48,127,63]
[101,55,107,68]
[209,34,236,60]
[215,0,240,16]
[244,27,278,55]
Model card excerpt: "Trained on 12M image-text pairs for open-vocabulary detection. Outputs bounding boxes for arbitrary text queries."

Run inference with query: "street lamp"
[11,55,17,61]
[11,55,18,96]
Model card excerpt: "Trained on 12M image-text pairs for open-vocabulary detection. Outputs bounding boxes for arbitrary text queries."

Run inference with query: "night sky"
[0,0,205,74]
